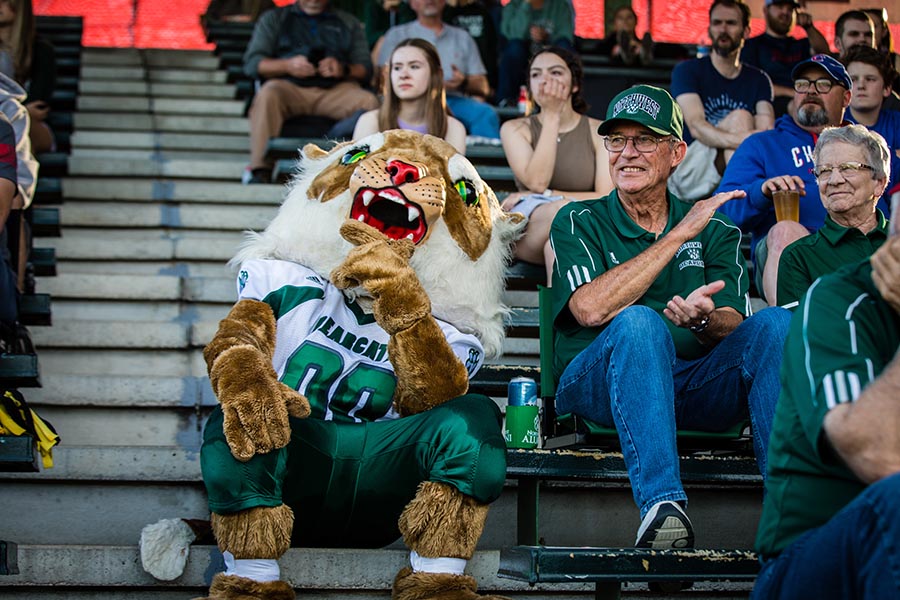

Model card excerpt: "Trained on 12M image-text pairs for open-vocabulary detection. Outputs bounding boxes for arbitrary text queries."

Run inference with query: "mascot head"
[233,130,523,357]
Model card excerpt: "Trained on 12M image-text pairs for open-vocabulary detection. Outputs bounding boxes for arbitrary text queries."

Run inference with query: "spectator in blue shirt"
[669,0,774,201]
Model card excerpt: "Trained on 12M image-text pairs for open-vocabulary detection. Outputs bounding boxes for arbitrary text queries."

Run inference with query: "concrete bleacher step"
[57,201,276,230]
[73,112,247,134]
[78,81,237,99]
[77,95,243,113]
[80,65,229,83]
[4,545,623,599]
[81,48,220,70]
[37,228,242,261]
[68,151,245,179]
[71,131,249,153]
[59,177,282,204]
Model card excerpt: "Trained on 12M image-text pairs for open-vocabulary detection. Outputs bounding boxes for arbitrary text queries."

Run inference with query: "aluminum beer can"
[508,376,538,406]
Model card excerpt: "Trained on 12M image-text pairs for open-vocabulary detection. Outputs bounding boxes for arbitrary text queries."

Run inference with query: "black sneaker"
[635,501,694,549]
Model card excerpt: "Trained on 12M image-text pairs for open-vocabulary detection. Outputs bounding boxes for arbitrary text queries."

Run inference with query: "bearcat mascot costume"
[174,130,522,599]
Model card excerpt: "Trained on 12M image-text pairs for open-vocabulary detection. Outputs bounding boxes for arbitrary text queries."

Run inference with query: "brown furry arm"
[331,220,469,416]
[204,299,310,461]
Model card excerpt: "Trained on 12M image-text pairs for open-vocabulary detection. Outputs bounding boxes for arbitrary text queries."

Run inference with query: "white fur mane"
[231,135,522,358]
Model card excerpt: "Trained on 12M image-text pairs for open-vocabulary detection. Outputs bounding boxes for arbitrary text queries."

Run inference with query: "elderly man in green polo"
[776,124,891,308]
[548,84,791,549]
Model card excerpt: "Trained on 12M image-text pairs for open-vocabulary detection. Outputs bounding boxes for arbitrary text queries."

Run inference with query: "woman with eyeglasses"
[499,46,613,281]
[775,124,891,308]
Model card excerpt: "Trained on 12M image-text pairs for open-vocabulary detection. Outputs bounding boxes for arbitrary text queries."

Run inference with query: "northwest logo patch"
[613,93,661,120]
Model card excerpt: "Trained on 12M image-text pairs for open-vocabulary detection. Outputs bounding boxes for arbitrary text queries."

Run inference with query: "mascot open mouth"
[350,187,428,243]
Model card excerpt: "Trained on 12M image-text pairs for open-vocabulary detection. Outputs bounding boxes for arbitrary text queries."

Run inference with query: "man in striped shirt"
[548,84,791,550]
[753,231,900,597]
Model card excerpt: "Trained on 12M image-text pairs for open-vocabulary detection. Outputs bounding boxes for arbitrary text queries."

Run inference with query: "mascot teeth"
[362,190,375,206]
[407,206,419,222]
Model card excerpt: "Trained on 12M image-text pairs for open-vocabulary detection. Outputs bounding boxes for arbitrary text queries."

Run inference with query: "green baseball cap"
[597,85,684,141]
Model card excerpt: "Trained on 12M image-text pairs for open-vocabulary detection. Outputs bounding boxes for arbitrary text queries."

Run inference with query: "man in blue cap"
[718,54,892,305]
[548,84,790,549]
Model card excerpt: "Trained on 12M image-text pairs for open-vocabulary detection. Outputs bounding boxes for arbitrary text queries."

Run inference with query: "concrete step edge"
[4,545,592,593]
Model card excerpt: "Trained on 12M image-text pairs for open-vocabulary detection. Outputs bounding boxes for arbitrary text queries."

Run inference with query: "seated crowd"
[0,0,55,354]
[223,0,900,594]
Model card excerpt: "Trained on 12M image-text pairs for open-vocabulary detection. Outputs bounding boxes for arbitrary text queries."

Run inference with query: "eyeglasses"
[793,78,835,94]
[603,134,672,153]
[811,162,875,180]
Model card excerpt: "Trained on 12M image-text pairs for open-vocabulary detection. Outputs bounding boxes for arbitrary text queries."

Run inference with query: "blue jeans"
[556,306,790,518]
[752,473,900,599]
[446,95,500,139]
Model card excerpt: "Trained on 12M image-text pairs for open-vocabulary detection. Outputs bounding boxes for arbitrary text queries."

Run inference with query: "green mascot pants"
[201,394,507,548]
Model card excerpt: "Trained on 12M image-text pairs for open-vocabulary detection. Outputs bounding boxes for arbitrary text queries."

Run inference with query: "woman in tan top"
[500,46,613,280]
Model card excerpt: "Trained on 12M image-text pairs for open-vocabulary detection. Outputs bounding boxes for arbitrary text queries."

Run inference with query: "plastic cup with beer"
[773,189,800,222]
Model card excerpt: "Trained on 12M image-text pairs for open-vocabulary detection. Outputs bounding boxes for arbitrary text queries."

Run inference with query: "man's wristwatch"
[689,314,711,333]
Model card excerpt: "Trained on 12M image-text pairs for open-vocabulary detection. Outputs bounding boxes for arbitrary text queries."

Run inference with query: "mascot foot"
[194,572,295,600]
[392,567,511,600]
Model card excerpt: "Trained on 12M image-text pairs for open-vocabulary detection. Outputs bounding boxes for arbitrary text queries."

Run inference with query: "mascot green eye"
[455,180,479,207]
[341,146,369,165]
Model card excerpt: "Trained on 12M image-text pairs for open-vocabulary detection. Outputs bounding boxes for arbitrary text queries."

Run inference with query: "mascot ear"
[302,143,330,159]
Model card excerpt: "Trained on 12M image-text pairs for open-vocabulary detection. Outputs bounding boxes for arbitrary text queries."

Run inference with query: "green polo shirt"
[549,189,750,381]
[756,259,900,557]
[777,210,889,309]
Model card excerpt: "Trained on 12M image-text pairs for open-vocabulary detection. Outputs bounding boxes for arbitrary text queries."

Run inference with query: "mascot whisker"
[141,131,523,600]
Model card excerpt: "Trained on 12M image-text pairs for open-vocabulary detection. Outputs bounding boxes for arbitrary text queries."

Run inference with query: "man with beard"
[833,10,876,59]
[718,55,890,305]
[668,0,774,201]
[742,0,829,116]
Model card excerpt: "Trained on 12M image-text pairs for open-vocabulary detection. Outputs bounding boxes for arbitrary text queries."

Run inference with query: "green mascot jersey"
[237,258,486,423]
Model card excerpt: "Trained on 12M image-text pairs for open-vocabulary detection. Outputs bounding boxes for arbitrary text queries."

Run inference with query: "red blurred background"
[32,0,900,52]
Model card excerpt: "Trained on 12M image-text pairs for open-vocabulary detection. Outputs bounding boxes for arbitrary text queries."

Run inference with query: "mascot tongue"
[351,187,429,243]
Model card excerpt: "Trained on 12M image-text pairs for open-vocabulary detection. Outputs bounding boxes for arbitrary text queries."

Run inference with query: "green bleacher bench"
[219,50,244,69]
[55,56,81,77]
[36,152,69,178]
[34,177,62,205]
[50,89,76,111]
[502,449,762,598]
[205,21,255,44]
[31,207,61,237]
[56,75,78,91]
[54,46,82,59]
[19,293,51,327]
[227,64,247,84]
[47,111,73,133]
[35,15,84,32]
[0,539,19,574]
[498,545,758,600]
[235,77,254,98]
[0,436,39,473]
[0,353,40,388]
[31,247,56,277]
[39,31,83,48]
[214,38,252,55]
[469,364,540,398]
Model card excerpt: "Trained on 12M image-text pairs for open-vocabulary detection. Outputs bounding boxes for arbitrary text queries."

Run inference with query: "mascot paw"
[392,567,512,600]
[194,572,295,600]
[140,518,197,581]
